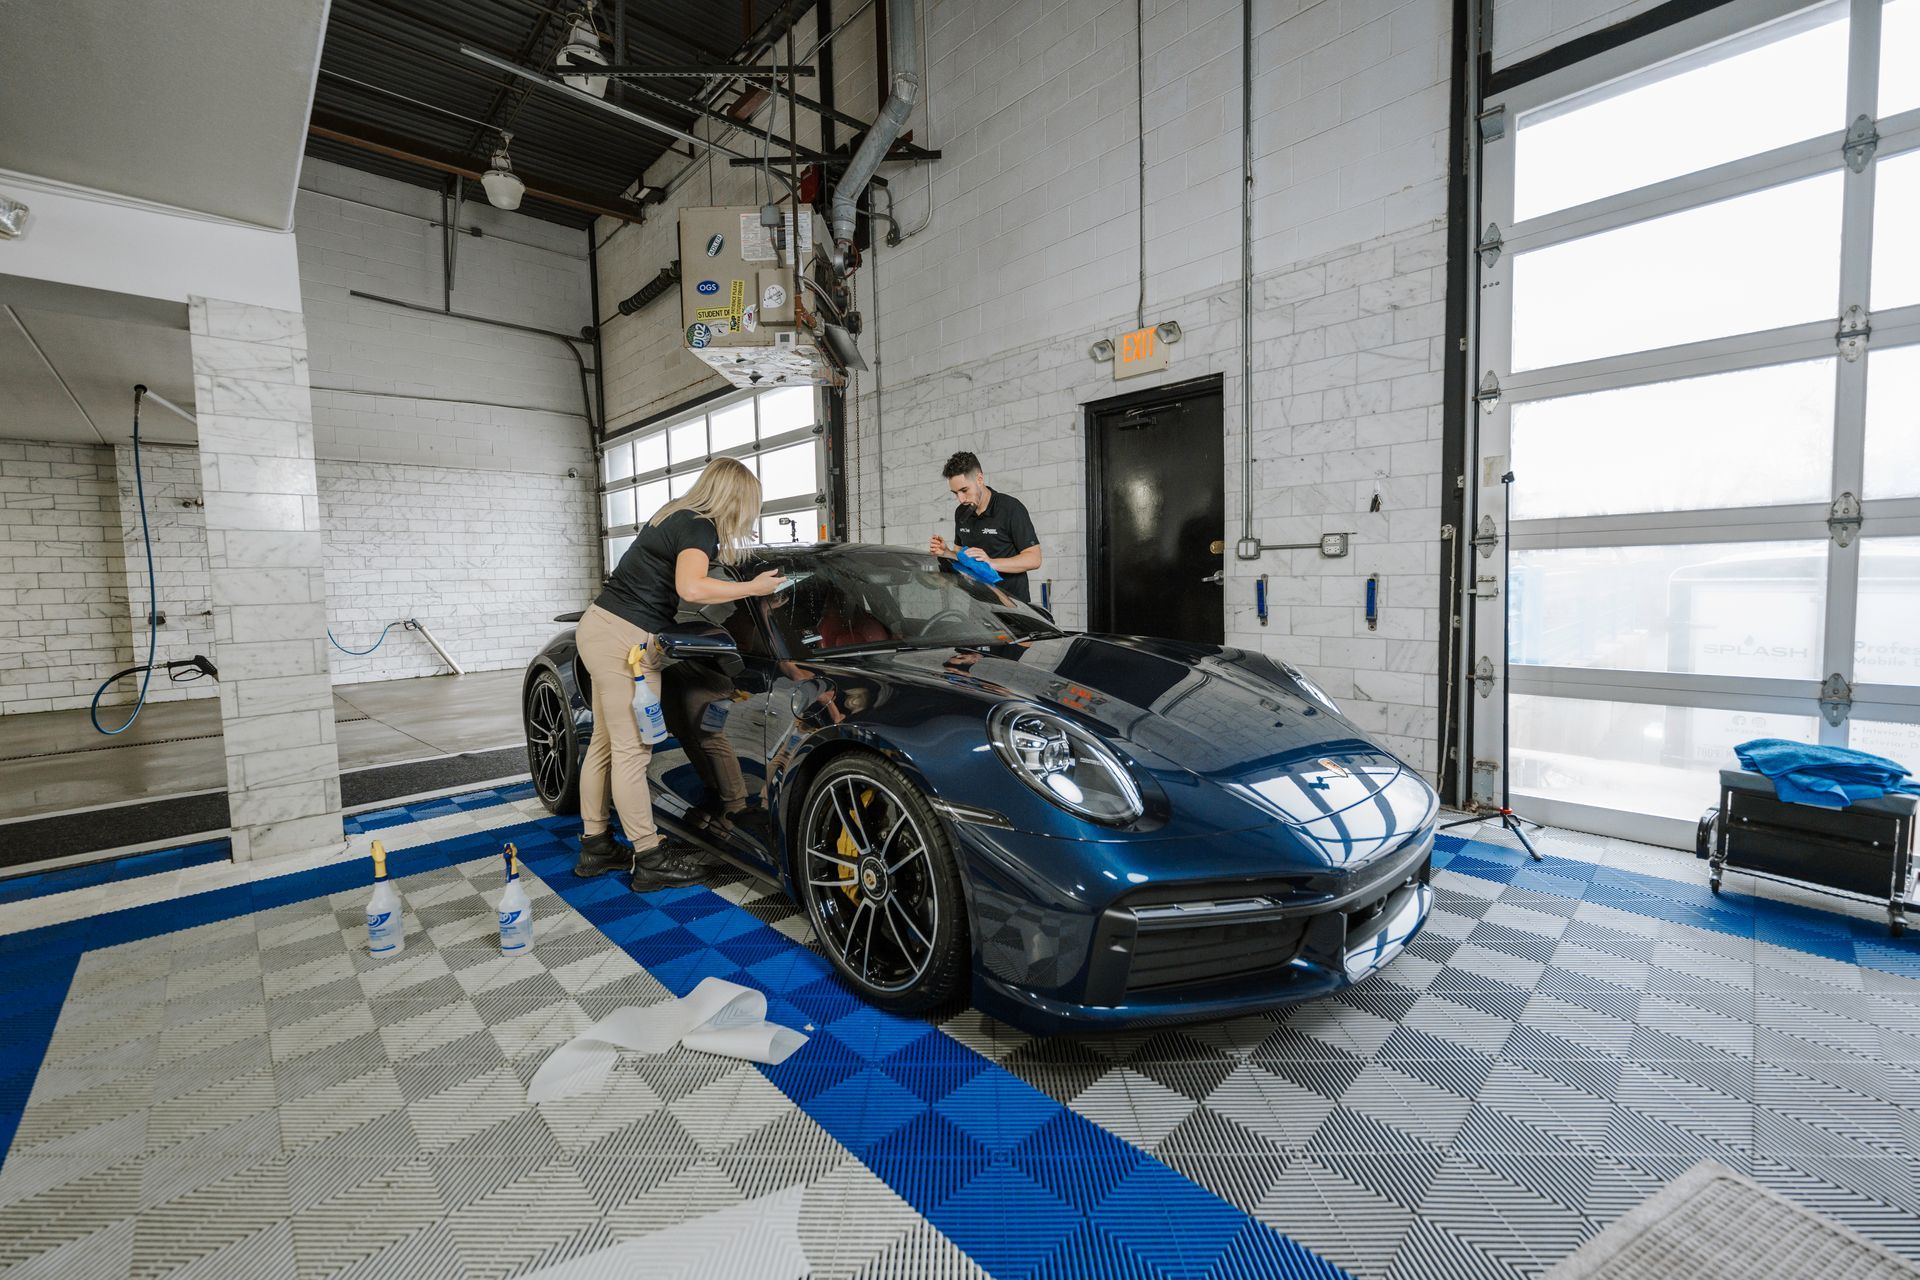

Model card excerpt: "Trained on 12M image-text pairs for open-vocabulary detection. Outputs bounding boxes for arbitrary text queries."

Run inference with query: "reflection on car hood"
[833,633,1437,859]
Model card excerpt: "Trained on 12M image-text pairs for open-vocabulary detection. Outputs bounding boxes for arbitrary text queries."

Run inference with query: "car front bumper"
[953,820,1435,1035]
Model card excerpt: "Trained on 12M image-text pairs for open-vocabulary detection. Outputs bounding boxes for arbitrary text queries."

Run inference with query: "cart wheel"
[1892,920,1905,938]
[1695,808,1719,860]
[1709,881,1721,896]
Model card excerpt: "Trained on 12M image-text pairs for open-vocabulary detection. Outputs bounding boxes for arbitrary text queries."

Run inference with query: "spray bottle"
[628,643,668,745]
[366,840,404,957]
[498,842,533,955]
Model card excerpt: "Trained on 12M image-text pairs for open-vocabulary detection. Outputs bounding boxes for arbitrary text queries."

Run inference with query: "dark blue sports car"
[523,543,1436,1034]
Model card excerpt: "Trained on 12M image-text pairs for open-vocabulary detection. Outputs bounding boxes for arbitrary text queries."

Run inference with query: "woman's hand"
[747,569,788,596]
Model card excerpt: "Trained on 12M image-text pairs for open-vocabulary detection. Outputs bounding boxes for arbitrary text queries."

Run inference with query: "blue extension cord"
[327,621,399,656]
[90,389,158,735]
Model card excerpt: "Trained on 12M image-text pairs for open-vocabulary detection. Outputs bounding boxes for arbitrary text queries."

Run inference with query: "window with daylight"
[598,385,824,575]
[1472,0,1920,845]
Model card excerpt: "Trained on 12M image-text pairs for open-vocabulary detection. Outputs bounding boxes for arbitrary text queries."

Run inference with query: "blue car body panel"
[524,545,1436,1034]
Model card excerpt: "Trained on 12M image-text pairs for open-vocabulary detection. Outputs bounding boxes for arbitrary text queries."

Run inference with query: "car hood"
[828,634,1436,862]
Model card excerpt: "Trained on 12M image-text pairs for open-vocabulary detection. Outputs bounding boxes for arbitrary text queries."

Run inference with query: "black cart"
[1697,768,1917,936]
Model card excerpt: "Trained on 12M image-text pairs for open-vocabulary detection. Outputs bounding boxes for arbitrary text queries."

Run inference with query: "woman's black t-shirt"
[596,508,720,633]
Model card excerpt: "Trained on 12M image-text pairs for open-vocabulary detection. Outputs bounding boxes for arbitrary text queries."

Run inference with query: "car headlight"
[988,703,1143,824]
[1280,661,1340,714]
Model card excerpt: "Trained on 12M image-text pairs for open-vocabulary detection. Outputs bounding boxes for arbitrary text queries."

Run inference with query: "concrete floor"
[0,669,525,821]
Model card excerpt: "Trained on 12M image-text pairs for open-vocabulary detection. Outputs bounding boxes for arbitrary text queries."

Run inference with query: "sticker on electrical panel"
[762,283,788,310]
[705,234,725,257]
[695,306,732,321]
[686,323,712,348]
[728,279,746,323]
[696,280,720,295]
[742,305,756,333]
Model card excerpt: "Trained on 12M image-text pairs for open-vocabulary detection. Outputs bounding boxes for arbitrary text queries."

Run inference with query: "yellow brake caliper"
[837,788,874,901]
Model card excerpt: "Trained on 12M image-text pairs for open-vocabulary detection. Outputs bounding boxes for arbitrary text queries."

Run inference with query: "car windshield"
[755,547,1061,654]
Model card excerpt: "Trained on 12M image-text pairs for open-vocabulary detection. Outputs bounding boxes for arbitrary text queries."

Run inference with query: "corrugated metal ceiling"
[307,0,803,229]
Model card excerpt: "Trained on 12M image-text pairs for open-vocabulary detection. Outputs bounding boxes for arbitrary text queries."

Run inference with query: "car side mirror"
[657,622,738,659]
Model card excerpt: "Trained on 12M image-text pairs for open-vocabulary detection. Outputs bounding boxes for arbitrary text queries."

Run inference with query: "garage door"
[1471,0,1920,846]
[601,385,826,571]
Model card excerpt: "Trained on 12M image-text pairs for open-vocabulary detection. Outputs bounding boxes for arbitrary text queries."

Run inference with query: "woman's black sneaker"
[573,831,629,878]
[629,838,715,891]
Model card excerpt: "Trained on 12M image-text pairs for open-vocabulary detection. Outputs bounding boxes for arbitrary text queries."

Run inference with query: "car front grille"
[1124,903,1310,992]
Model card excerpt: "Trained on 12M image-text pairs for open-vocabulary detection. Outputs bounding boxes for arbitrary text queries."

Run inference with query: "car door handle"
[1201,570,1224,585]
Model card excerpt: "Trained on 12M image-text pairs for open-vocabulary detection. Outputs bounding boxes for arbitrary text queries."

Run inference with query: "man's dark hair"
[942,451,982,480]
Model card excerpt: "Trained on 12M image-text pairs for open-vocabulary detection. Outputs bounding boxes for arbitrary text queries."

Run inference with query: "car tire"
[525,666,581,815]
[796,753,968,1014]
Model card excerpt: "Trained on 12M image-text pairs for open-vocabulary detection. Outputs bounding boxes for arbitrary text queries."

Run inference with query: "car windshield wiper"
[811,640,920,656]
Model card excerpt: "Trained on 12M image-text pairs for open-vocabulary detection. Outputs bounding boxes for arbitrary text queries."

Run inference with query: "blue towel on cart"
[1734,738,1920,810]
[946,549,1002,585]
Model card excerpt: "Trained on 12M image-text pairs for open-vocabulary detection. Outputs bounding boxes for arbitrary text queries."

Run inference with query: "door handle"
[1201,570,1224,585]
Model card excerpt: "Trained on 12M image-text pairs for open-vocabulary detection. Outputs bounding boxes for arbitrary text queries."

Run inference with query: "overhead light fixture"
[482,134,525,211]
[0,195,27,239]
[555,11,608,98]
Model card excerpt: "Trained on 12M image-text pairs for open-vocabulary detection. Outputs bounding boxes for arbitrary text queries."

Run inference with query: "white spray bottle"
[629,643,668,745]
[498,842,533,955]
[366,840,404,957]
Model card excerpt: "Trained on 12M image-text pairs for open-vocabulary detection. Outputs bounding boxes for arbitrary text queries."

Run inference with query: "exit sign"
[1113,325,1168,380]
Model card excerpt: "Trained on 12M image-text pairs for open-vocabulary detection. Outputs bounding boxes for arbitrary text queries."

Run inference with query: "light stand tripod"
[1441,469,1543,861]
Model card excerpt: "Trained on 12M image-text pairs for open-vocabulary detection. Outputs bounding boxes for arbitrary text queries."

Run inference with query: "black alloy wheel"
[525,667,581,815]
[797,754,966,1013]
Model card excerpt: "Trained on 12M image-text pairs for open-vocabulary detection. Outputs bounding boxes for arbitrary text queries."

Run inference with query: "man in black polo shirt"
[928,451,1042,603]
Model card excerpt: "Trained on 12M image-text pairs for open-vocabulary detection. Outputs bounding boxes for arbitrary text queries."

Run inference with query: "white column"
[189,296,343,861]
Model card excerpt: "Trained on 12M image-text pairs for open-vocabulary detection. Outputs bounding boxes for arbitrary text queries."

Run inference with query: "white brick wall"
[112,442,216,705]
[318,460,599,686]
[0,442,130,714]
[297,162,601,683]
[295,158,595,476]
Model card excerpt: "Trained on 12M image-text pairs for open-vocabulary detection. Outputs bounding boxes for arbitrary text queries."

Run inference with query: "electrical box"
[678,207,834,388]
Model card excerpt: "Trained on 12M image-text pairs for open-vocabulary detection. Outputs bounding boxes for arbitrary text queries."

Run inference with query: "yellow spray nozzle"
[503,842,520,876]
[627,643,647,676]
[371,840,388,879]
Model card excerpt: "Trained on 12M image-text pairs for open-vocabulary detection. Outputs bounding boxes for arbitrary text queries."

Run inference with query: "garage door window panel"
[1509,361,1835,518]
[1512,542,1828,679]
[1510,171,1844,371]
[1512,693,1820,821]
[1513,3,1849,222]
[1883,0,1920,118]
[1863,342,1920,498]
[709,401,755,452]
[1870,148,1920,312]
[1855,538,1920,685]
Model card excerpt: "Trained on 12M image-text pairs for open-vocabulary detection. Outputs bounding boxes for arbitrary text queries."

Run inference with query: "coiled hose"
[328,621,400,655]
[90,388,158,735]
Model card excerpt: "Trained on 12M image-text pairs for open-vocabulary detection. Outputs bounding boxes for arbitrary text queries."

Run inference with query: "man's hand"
[747,569,788,596]
[929,534,951,557]
[964,547,990,563]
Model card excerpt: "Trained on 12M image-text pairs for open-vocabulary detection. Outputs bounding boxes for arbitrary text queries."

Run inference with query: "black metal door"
[1086,377,1225,644]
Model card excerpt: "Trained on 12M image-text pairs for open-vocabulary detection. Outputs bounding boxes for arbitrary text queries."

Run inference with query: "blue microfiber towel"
[1733,737,1920,809]
[946,549,1002,585]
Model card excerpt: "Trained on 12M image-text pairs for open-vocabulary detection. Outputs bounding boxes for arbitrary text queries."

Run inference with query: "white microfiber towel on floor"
[527,977,808,1103]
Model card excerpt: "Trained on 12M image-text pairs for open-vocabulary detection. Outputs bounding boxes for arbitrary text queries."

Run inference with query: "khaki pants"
[577,604,664,848]
[577,604,749,847]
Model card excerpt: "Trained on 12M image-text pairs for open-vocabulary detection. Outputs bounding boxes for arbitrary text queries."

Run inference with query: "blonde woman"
[575,456,785,889]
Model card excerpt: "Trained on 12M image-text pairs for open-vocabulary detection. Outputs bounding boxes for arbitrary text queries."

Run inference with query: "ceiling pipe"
[829,0,919,273]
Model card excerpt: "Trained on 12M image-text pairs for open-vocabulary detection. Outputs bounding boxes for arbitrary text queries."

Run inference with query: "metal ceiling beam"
[309,118,643,223]
[458,43,799,196]
[599,63,814,78]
